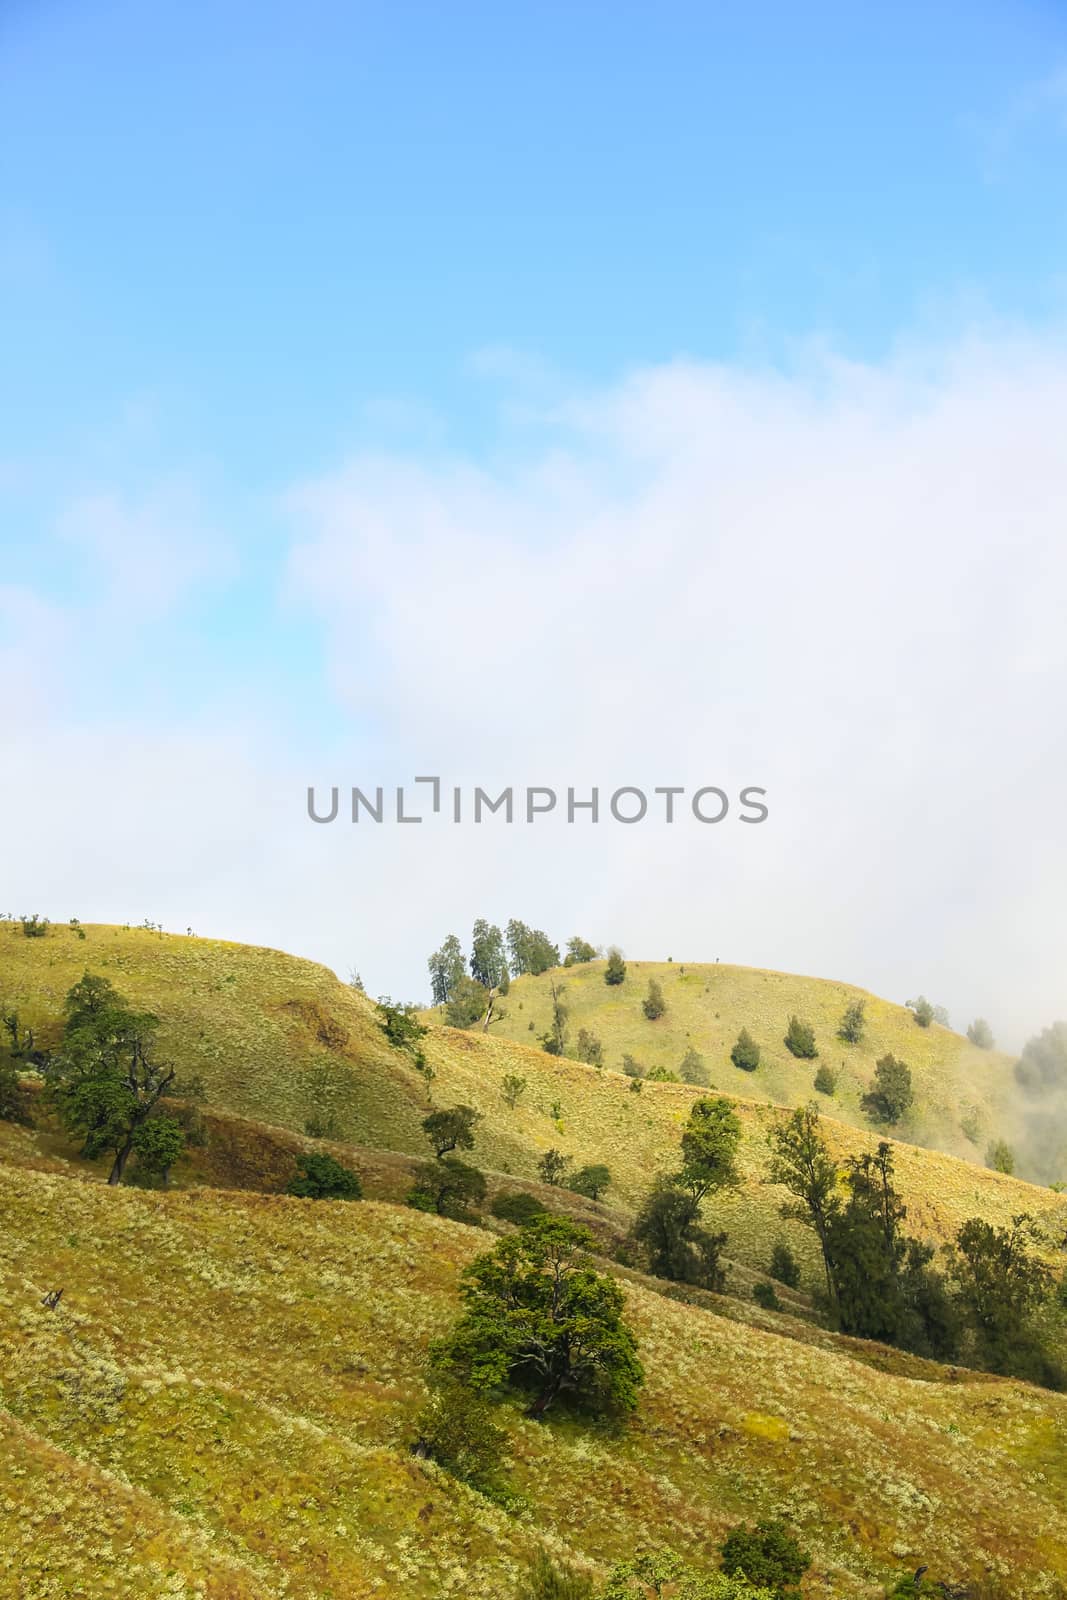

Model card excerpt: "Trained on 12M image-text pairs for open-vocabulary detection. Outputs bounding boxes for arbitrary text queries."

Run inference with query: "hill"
[482,959,1029,1170]
[2,1164,1067,1598]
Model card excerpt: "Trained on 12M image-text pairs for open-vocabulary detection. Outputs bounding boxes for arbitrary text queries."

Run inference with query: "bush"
[520,1550,594,1600]
[537,1148,571,1186]
[646,1064,678,1082]
[622,1053,644,1078]
[491,1190,547,1225]
[908,995,935,1028]
[986,1138,1015,1175]
[753,1281,781,1312]
[813,1063,837,1095]
[604,947,627,986]
[838,1000,866,1044]
[564,937,597,967]
[769,1242,800,1288]
[679,1046,709,1085]
[568,1163,612,1202]
[20,914,49,938]
[719,1518,811,1599]
[501,1074,527,1109]
[413,1382,506,1490]
[967,1018,995,1050]
[575,1028,604,1066]
[862,1054,914,1125]
[783,1016,817,1059]
[731,1029,760,1072]
[642,979,667,1020]
[407,1157,486,1219]
[287,1152,362,1200]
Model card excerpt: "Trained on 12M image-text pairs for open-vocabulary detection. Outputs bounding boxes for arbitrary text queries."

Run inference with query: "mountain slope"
[2,1164,1066,1599]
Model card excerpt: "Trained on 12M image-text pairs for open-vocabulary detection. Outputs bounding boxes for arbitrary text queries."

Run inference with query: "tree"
[719,1520,811,1600]
[680,1046,709,1085]
[412,1381,506,1493]
[568,1164,612,1202]
[287,1151,362,1200]
[945,1213,1057,1382]
[678,1097,741,1203]
[564,936,597,967]
[767,1105,841,1304]
[46,973,188,1186]
[376,998,428,1054]
[862,1053,913,1125]
[908,995,935,1029]
[753,1281,781,1312]
[604,948,627,986]
[783,1015,817,1059]
[428,934,467,1005]
[986,1138,1015,1175]
[422,1104,481,1159]
[642,979,666,1021]
[537,1148,571,1186]
[445,975,491,1029]
[967,1018,995,1050]
[632,1180,729,1290]
[501,1074,527,1109]
[769,1242,800,1289]
[838,1000,866,1044]
[491,1190,547,1225]
[575,1028,604,1067]
[432,1216,644,1418]
[130,1114,184,1187]
[813,1064,837,1095]
[506,920,560,977]
[1016,1020,1067,1093]
[622,1053,643,1079]
[470,919,507,990]
[407,1157,486,1218]
[540,980,569,1057]
[730,1029,760,1072]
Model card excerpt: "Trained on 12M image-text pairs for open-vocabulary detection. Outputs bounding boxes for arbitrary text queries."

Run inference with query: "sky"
[2,0,1067,1045]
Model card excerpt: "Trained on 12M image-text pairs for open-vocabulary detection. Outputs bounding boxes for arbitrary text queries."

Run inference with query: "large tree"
[428,934,467,1005]
[506,920,560,977]
[432,1216,643,1418]
[46,973,197,1186]
[470,920,508,990]
[422,1104,481,1159]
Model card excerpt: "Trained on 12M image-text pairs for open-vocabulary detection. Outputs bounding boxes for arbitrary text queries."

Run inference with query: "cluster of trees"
[631,1098,741,1292]
[767,1103,1064,1385]
[518,1519,810,1599]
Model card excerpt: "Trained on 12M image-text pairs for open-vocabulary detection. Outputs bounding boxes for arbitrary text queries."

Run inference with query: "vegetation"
[412,1381,506,1494]
[407,1157,487,1218]
[679,1046,709,1085]
[502,1073,528,1109]
[564,937,598,967]
[286,1150,363,1200]
[445,974,491,1029]
[376,996,429,1053]
[908,996,936,1029]
[812,1063,836,1096]
[783,1015,817,1059]
[491,1189,548,1225]
[730,1028,760,1072]
[986,1138,1015,1175]
[575,1027,604,1066]
[769,1241,800,1289]
[719,1520,810,1600]
[642,980,667,1021]
[604,947,627,986]
[538,1148,571,1186]
[568,1163,612,1202]
[753,1281,780,1312]
[862,1053,914,1125]
[838,1000,866,1044]
[422,1104,481,1159]
[428,934,467,1004]
[431,1216,644,1418]
[508,920,561,978]
[966,1018,995,1050]
[541,981,570,1057]
[471,920,508,990]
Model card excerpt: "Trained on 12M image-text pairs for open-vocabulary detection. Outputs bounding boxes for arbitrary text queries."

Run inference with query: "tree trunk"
[526,1376,563,1419]
[108,1138,134,1187]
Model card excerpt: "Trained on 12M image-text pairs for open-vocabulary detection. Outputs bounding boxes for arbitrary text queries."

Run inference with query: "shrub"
[568,1163,612,1202]
[376,997,428,1051]
[646,1064,678,1082]
[622,1053,644,1078]
[719,1518,811,1599]
[412,1382,506,1491]
[967,1018,995,1050]
[407,1158,486,1219]
[491,1190,547,1225]
[538,1148,571,1186]
[838,999,866,1044]
[287,1152,362,1200]
[520,1550,594,1600]
[604,947,627,986]
[564,936,597,967]
[986,1138,1015,1175]
[908,995,936,1029]
[575,1028,604,1066]
[783,1016,817,1059]
[642,979,667,1020]
[20,914,49,938]
[731,1029,760,1071]
[769,1242,800,1288]
[813,1063,837,1095]
[862,1054,914,1125]
[753,1281,781,1312]
[680,1046,709,1085]
[501,1074,527,1109]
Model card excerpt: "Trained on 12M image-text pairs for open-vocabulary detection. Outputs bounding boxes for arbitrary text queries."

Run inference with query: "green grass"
[479,959,1027,1168]
[2,1165,1067,1598]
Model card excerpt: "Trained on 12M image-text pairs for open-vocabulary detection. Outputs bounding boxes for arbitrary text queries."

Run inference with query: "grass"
[2,1165,1067,1598]
[475,959,1040,1170]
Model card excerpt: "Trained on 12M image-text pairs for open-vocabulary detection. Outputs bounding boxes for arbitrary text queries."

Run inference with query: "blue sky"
[2,1,1067,1032]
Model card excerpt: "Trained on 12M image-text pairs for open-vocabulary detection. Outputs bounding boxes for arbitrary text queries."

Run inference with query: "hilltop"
[481,959,1026,1170]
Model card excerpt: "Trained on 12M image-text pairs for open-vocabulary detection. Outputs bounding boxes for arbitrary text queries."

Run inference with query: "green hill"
[482,959,1026,1169]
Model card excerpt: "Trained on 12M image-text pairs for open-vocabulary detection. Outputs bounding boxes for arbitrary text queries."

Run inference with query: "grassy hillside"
[4,924,1064,1294]
[480,960,1026,1167]
[3,1165,1067,1599]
